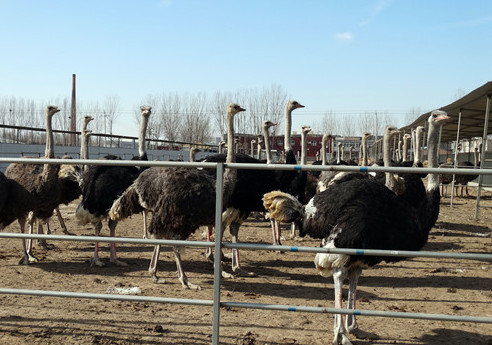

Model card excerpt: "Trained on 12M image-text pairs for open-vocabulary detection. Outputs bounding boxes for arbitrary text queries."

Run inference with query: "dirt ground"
[0,189,491,345]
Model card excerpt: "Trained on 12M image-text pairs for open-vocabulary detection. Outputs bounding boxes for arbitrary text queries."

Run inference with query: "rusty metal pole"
[70,74,76,146]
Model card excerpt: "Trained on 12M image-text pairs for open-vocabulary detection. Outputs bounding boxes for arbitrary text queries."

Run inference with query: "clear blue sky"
[1,0,491,136]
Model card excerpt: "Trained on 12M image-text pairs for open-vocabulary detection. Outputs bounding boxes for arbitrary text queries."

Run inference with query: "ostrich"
[75,106,151,266]
[250,139,256,157]
[3,105,62,264]
[33,118,93,247]
[30,156,82,249]
[110,103,246,289]
[256,136,264,160]
[218,140,226,154]
[317,127,397,194]
[271,124,310,244]
[197,100,305,273]
[262,110,450,345]
[454,146,479,197]
[80,115,94,172]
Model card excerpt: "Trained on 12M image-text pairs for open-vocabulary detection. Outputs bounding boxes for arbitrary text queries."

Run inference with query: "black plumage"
[262,111,451,345]
[75,106,151,266]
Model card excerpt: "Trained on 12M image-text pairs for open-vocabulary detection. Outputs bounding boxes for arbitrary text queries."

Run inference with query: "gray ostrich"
[3,105,61,264]
[109,103,246,289]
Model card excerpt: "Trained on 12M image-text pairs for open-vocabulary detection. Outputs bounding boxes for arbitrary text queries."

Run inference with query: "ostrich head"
[384,125,400,137]
[251,139,256,145]
[429,109,450,126]
[301,125,312,135]
[84,115,94,123]
[262,120,277,130]
[84,130,93,137]
[140,106,152,117]
[286,100,305,112]
[46,105,60,117]
[228,103,246,116]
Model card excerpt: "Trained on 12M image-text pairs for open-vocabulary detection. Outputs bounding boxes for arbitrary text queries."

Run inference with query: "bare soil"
[0,190,491,345]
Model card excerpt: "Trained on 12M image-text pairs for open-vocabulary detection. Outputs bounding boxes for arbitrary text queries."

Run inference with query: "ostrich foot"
[221,270,235,279]
[179,278,201,290]
[206,252,232,264]
[233,268,257,277]
[110,258,128,267]
[18,254,38,265]
[152,276,167,284]
[38,239,55,250]
[348,327,379,340]
[333,333,352,345]
[91,257,105,267]
[62,229,76,236]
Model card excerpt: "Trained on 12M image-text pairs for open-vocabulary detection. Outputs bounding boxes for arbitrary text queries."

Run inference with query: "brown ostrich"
[3,105,62,264]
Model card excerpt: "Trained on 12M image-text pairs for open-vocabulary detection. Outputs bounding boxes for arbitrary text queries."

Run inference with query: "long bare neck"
[301,132,308,165]
[257,141,263,160]
[263,126,273,164]
[42,113,56,181]
[383,131,395,191]
[414,127,423,163]
[402,136,409,162]
[80,132,88,160]
[284,106,292,153]
[474,148,478,167]
[189,150,196,162]
[362,136,368,167]
[223,112,237,205]
[138,114,150,158]
[426,123,440,190]
[321,135,328,165]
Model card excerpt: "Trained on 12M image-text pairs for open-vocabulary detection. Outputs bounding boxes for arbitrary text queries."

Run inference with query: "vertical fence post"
[212,162,224,345]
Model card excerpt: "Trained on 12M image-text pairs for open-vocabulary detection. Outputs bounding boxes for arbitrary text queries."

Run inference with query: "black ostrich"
[75,106,151,266]
[262,110,450,345]
[202,100,306,273]
[110,103,246,289]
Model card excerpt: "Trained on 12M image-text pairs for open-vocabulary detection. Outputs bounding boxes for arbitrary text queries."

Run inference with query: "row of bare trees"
[1,86,424,146]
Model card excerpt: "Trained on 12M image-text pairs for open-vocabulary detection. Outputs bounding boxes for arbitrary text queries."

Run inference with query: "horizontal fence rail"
[0,288,490,325]
[1,156,491,344]
[0,157,491,176]
[0,233,491,262]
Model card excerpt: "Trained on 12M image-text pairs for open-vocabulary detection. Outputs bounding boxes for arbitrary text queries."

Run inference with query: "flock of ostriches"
[0,100,466,345]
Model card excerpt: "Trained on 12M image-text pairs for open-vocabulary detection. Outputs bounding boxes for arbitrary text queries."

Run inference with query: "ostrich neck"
[321,136,327,165]
[426,123,439,191]
[138,115,150,158]
[80,133,88,160]
[414,128,423,163]
[362,137,368,167]
[284,108,292,152]
[336,146,341,164]
[402,137,409,162]
[263,126,273,164]
[301,132,308,165]
[383,132,395,191]
[43,113,56,181]
[189,150,196,162]
[222,112,237,206]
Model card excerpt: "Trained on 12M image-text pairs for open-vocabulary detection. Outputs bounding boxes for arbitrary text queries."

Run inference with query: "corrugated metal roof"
[400,81,492,142]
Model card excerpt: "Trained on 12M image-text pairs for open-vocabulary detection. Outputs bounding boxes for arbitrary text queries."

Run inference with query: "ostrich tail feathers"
[109,185,143,221]
[262,191,304,224]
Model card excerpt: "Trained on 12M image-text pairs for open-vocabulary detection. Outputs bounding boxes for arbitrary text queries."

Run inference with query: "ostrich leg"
[332,268,352,345]
[108,219,127,266]
[346,267,379,340]
[173,246,201,290]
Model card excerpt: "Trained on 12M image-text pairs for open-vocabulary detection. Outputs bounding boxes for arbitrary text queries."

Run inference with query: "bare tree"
[404,107,422,126]
[317,110,340,135]
[180,92,212,143]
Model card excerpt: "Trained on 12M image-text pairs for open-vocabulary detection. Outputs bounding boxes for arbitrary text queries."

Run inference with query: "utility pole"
[70,74,77,146]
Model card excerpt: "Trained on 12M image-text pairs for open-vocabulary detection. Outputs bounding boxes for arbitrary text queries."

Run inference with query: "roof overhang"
[400,81,492,142]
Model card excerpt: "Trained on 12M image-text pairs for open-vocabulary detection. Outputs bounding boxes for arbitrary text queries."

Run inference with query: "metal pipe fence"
[1,157,492,344]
